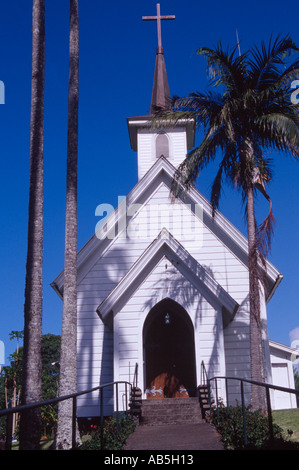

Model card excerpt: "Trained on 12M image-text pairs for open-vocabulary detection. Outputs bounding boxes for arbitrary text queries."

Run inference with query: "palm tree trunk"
[19,0,45,450]
[247,184,266,411]
[55,0,79,450]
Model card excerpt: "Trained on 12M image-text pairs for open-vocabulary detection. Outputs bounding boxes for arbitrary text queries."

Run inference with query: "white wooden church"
[52,6,298,417]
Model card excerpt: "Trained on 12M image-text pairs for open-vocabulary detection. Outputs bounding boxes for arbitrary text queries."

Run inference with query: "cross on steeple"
[143,3,175,53]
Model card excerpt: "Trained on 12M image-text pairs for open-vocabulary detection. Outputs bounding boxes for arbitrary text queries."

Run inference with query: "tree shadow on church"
[142,255,252,401]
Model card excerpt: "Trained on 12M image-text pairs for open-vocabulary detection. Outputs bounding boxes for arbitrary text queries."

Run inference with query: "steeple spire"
[142,4,175,114]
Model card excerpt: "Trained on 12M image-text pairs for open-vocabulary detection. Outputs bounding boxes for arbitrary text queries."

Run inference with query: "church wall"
[76,296,114,417]
[170,128,188,168]
[222,307,251,405]
[137,131,152,180]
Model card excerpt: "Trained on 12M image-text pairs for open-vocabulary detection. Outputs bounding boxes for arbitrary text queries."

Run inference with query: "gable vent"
[156,133,169,158]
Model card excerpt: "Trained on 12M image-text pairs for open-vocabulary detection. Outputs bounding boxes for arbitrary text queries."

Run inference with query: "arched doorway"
[143,298,197,399]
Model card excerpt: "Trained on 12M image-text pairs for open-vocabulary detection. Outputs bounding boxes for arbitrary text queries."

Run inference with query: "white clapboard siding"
[137,131,153,180]
[171,129,188,168]
[137,128,187,179]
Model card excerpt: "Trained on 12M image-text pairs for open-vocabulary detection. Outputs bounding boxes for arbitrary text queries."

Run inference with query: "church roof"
[96,228,239,325]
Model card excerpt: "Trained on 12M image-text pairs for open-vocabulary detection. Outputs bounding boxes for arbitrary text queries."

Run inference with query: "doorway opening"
[143,298,197,399]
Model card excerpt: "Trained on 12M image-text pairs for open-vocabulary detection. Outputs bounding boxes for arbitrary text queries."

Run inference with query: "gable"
[51,157,282,303]
[97,229,239,326]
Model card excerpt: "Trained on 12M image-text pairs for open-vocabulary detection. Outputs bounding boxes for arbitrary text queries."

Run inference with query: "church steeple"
[142,4,175,114]
[127,4,195,180]
[150,45,171,113]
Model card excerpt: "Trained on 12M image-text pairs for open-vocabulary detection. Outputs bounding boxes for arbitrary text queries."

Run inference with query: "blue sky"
[0,0,299,365]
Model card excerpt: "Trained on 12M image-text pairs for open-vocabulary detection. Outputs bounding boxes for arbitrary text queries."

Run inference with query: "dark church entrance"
[143,299,197,399]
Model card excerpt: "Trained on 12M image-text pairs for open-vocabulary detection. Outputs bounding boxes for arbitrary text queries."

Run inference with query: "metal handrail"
[200,360,208,386]
[0,380,132,450]
[207,374,299,446]
[133,362,138,389]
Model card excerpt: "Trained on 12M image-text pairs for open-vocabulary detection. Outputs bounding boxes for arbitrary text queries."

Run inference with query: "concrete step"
[123,423,225,450]
[141,416,204,426]
[142,397,199,408]
[140,397,204,426]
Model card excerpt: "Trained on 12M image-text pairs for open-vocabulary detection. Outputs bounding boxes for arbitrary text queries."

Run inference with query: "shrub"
[211,404,284,450]
[79,414,136,450]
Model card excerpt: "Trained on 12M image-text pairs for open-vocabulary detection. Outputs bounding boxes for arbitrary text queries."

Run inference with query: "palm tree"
[55,0,79,449]
[8,331,24,437]
[159,35,299,410]
[19,0,45,450]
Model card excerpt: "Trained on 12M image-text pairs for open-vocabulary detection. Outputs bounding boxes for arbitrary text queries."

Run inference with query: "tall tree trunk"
[247,184,266,411]
[19,0,45,450]
[55,0,79,449]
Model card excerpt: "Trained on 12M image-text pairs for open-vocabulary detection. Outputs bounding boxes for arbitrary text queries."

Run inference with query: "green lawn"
[273,408,299,443]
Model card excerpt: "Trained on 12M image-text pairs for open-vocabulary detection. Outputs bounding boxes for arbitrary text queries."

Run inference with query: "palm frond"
[172,91,224,129]
[210,163,224,216]
[255,113,299,158]
[248,34,299,91]
[210,153,235,216]
[275,59,299,87]
[197,43,247,94]
[255,201,276,257]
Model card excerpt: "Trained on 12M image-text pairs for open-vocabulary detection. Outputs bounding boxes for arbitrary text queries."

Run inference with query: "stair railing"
[133,362,138,389]
[200,361,213,413]
[200,360,208,386]
[0,379,132,450]
[207,374,299,446]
